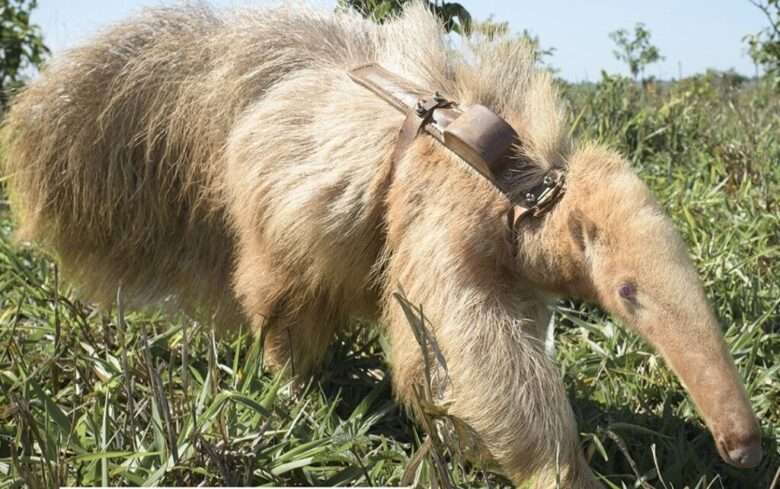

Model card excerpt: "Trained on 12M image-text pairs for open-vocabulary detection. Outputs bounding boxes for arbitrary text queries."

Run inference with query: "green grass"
[1,72,779,488]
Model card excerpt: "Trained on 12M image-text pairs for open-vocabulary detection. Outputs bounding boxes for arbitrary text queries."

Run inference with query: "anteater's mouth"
[717,436,762,468]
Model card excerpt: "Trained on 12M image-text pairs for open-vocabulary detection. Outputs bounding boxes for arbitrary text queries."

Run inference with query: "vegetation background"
[0,0,778,488]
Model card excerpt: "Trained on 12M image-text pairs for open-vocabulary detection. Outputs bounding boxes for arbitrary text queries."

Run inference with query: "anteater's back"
[1,4,378,318]
[2,3,563,324]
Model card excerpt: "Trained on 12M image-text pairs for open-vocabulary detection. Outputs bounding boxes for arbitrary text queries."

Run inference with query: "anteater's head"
[519,144,762,468]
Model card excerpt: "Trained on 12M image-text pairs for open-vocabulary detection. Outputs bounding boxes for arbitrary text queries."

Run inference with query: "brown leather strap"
[349,64,518,182]
[391,109,425,166]
[443,104,516,182]
[349,63,425,113]
[348,63,567,244]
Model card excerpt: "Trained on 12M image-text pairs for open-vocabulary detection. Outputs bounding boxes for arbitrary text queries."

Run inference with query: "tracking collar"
[348,63,566,232]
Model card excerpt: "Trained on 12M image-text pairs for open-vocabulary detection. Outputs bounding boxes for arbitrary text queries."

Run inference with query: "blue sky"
[33,1,767,81]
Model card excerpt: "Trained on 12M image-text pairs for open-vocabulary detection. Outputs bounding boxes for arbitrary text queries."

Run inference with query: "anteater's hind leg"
[232,238,340,378]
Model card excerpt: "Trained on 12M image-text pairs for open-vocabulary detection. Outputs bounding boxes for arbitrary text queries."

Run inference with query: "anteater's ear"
[568,209,599,253]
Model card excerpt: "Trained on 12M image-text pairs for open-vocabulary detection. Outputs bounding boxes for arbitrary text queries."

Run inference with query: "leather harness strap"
[347,63,566,234]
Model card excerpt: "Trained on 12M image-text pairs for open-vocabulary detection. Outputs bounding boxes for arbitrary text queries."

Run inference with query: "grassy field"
[1,72,778,488]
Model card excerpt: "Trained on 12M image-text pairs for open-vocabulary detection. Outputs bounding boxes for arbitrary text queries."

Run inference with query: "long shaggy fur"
[2,2,760,487]
[3,2,563,316]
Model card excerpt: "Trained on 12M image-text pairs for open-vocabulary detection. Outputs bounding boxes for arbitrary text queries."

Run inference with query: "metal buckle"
[415,92,453,118]
[523,170,567,217]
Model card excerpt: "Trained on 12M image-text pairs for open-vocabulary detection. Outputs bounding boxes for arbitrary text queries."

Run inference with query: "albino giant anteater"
[1,3,762,487]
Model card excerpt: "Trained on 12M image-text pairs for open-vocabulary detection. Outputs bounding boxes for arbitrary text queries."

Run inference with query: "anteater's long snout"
[639,316,762,468]
[707,365,763,468]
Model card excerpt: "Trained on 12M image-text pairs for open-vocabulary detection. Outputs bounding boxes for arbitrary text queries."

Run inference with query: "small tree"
[338,0,472,34]
[744,0,779,80]
[0,0,48,109]
[609,23,663,81]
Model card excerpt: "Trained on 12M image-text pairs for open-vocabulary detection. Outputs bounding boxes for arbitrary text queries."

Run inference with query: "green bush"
[0,0,48,109]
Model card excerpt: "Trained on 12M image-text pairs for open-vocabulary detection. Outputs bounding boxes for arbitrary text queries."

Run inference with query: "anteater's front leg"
[256,296,342,378]
[232,237,340,378]
[382,294,601,488]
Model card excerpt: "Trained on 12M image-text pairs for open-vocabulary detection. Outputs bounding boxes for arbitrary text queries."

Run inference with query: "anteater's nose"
[717,432,762,468]
[726,442,762,468]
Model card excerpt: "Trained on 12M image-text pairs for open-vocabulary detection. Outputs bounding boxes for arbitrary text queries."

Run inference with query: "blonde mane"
[2,2,569,312]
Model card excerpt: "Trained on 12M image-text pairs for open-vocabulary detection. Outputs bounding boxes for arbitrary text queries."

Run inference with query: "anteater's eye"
[618,282,637,301]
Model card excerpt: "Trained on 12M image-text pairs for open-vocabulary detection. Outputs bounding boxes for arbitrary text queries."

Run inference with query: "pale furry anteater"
[1,3,762,487]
